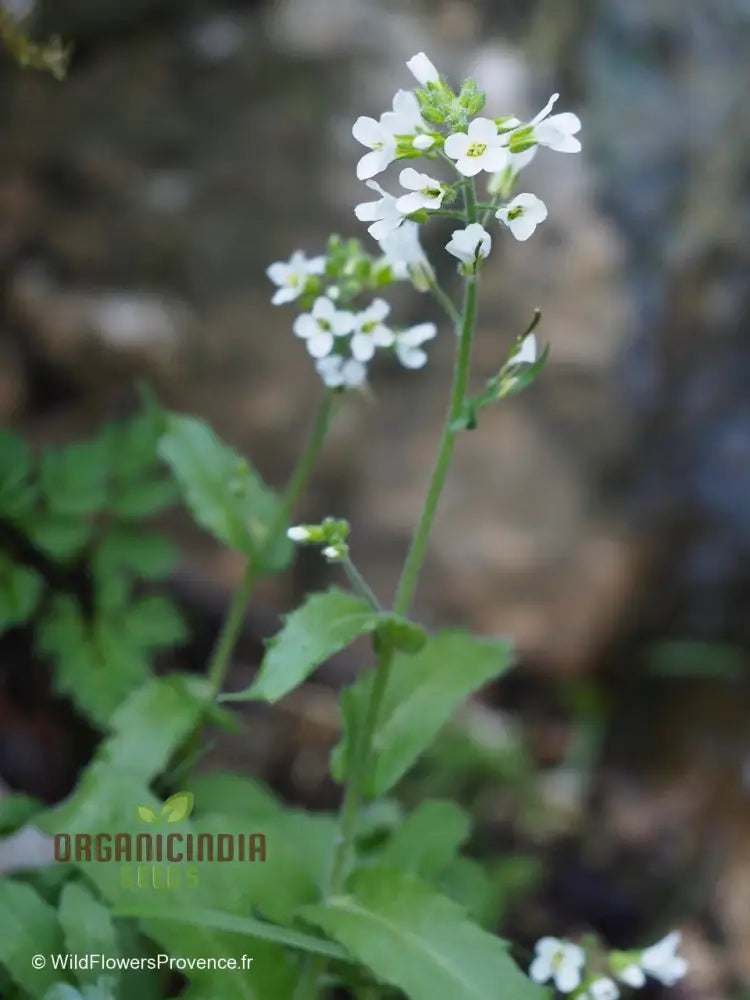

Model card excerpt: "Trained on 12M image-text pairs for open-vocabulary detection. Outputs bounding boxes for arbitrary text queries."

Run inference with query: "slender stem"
[425,272,461,329]
[342,556,381,611]
[206,392,335,697]
[296,185,481,1000]
[394,182,478,618]
[429,208,466,220]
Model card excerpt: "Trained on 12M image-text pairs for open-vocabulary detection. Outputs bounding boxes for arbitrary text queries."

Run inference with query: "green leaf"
[111,478,177,517]
[225,588,380,704]
[0,880,67,995]
[123,595,188,650]
[58,883,119,985]
[301,868,544,1000]
[0,429,36,518]
[158,414,291,572]
[40,440,108,515]
[160,790,195,823]
[93,528,178,580]
[36,596,151,727]
[137,805,157,823]
[111,906,350,962]
[332,631,513,797]
[372,801,470,879]
[23,513,91,561]
[0,792,43,834]
[375,615,428,654]
[184,772,281,820]
[0,555,44,629]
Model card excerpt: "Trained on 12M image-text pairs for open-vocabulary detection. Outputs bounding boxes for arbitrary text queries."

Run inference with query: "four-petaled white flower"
[315,354,367,389]
[527,93,582,153]
[444,118,509,176]
[445,223,492,266]
[293,296,354,358]
[511,332,537,366]
[266,250,325,306]
[394,323,437,369]
[378,221,434,290]
[396,167,446,215]
[351,298,395,362]
[530,938,586,994]
[352,116,397,181]
[589,977,619,1000]
[355,180,405,241]
[381,89,424,138]
[640,931,688,987]
[496,192,548,241]
[406,51,439,86]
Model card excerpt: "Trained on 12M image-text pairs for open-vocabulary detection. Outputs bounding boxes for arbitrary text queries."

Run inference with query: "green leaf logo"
[160,791,194,824]
[137,805,157,824]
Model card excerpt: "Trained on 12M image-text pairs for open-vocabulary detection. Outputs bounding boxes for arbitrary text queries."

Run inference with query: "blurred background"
[1,0,750,995]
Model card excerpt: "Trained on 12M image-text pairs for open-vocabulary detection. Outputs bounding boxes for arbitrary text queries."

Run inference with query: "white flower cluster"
[287,518,350,563]
[352,51,581,263]
[266,246,437,389]
[530,931,687,999]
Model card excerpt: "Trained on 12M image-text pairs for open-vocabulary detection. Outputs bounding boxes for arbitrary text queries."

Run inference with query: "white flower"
[355,180,406,241]
[352,116,397,181]
[406,51,439,86]
[381,89,424,137]
[527,93,582,153]
[293,296,354,358]
[617,965,646,989]
[412,133,435,151]
[394,323,436,369]
[444,118,509,177]
[351,298,395,362]
[287,525,312,542]
[266,250,325,305]
[322,543,347,563]
[510,332,537,366]
[590,977,619,1000]
[396,167,446,215]
[315,354,367,390]
[530,938,586,994]
[378,221,434,291]
[445,223,492,266]
[496,192,548,241]
[640,931,688,987]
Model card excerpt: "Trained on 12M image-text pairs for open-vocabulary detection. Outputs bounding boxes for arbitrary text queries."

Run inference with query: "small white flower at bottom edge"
[529,937,586,994]
[496,193,548,241]
[315,355,367,390]
[394,323,436,369]
[617,964,646,989]
[640,931,688,987]
[445,222,492,265]
[589,977,619,1000]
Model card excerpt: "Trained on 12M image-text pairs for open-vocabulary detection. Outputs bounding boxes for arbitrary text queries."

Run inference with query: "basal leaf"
[0,429,36,518]
[123,595,188,650]
[40,440,108,515]
[0,555,44,630]
[332,631,513,797]
[301,868,544,1000]
[225,588,381,704]
[58,883,119,985]
[0,880,67,995]
[0,792,43,834]
[23,513,91,562]
[184,772,282,820]
[93,529,178,580]
[158,414,291,572]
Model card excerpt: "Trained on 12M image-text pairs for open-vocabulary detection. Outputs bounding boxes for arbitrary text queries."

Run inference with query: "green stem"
[296,184,480,1000]
[425,272,461,329]
[206,392,335,697]
[394,183,478,618]
[342,556,381,611]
